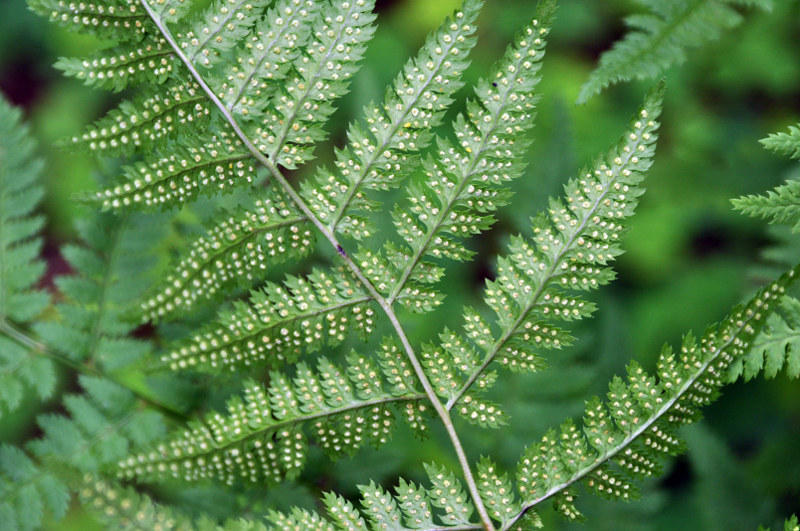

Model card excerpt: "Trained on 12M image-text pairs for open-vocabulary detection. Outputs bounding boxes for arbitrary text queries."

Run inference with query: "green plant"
[1,0,798,529]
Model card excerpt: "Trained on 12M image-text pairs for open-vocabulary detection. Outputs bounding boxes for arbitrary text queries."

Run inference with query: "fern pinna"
[1,0,797,528]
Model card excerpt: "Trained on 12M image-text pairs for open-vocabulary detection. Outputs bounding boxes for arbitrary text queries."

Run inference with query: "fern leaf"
[435,83,662,417]
[0,376,167,531]
[220,0,320,117]
[144,0,192,24]
[67,81,211,156]
[54,36,177,92]
[143,189,312,320]
[251,0,377,169]
[29,0,152,41]
[299,0,481,239]
[119,358,425,484]
[0,96,48,324]
[378,1,554,308]
[731,295,800,380]
[577,0,772,104]
[760,123,800,160]
[508,266,798,523]
[732,179,800,232]
[160,268,375,371]
[273,466,480,530]
[476,457,519,527]
[0,96,51,417]
[179,0,272,68]
[92,129,255,210]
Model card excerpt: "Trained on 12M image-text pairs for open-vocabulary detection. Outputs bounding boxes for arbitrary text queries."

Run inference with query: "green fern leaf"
[476,457,519,527]
[142,189,311,320]
[250,0,377,169]
[119,358,425,484]
[732,179,800,232]
[300,0,481,239]
[760,123,800,160]
[179,0,272,68]
[219,0,320,118]
[377,1,554,307]
[576,0,772,104]
[54,36,177,91]
[429,83,662,421]
[92,128,254,209]
[144,0,192,24]
[68,81,211,156]
[29,0,152,41]
[160,268,375,371]
[731,295,800,380]
[508,265,798,523]
[0,96,51,417]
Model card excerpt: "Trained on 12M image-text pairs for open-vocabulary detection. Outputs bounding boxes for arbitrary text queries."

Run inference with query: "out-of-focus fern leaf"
[761,124,800,160]
[0,376,167,531]
[576,0,773,104]
[32,210,166,371]
[507,266,798,524]
[119,356,425,484]
[0,96,51,417]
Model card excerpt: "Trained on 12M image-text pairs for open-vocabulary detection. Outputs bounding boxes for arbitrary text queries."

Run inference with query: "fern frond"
[119,357,425,485]
[67,81,211,156]
[250,0,377,169]
[32,211,165,370]
[159,268,375,371]
[270,465,481,530]
[28,0,152,41]
[0,96,51,417]
[144,0,192,24]
[760,123,800,160]
[54,36,177,91]
[143,189,311,320]
[0,376,168,531]
[732,179,800,232]
[376,1,554,307]
[300,0,481,239]
[92,129,255,210]
[576,0,772,104]
[730,295,800,380]
[433,83,663,417]
[505,266,798,526]
[733,123,800,230]
[219,0,320,117]
[179,0,272,68]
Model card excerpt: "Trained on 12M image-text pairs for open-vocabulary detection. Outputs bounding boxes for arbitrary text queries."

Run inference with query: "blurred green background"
[2,0,799,528]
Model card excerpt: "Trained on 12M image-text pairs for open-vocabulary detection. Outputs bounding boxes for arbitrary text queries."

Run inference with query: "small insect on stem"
[336,244,347,257]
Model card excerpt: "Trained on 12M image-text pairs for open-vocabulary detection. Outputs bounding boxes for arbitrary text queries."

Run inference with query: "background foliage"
[1,0,799,528]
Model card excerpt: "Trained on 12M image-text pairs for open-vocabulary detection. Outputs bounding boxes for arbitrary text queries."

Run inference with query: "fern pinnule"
[159,267,376,371]
[119,355,426,485]
[29,0,152,41]
[760,123,800,160]
[54,36,177,92]
[179,0,273,69]
[301,0,482,240]
[142,190,311,321]
[219,0,319,118]
[67,81,211,156]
